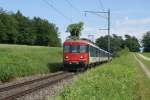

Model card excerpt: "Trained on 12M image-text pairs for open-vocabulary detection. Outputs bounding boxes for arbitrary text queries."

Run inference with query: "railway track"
[0,71,74,100]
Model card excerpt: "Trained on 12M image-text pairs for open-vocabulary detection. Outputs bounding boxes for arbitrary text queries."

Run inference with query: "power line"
[98,0,105,11]
[42,0,72,22]
[93,13,108,19]
[84,11,108,19]
[64,0,83,21]
[65,0,80,13]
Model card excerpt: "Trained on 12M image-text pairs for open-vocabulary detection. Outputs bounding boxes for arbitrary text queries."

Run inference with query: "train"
[63,39,112,71]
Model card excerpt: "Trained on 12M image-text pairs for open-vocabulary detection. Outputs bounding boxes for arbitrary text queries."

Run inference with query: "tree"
[66,22,84,39]
[142,31,150,52]
[13,11,36,45]
[110,34,124,55]
[0,13,18,43]
[96,35,108,51]
[32,17,61,46]
[0,19,5,42]
[124,35,140,52]
[96,34,124,56]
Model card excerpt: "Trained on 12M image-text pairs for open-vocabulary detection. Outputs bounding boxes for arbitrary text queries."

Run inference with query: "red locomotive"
[63,39,112,71]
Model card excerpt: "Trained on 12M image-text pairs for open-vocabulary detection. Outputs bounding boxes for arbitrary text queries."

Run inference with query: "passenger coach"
[63,39,112,71]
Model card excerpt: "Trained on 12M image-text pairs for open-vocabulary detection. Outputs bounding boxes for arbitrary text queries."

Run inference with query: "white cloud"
[112,17,150,39]
[122,18,150,26]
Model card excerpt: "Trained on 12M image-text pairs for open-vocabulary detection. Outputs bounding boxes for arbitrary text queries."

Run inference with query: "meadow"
[57,52,150,100]
[0,44,62,82]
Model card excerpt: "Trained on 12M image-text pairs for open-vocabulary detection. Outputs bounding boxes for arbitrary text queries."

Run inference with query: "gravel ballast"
[0,72,77,100]
[16,77,74,100]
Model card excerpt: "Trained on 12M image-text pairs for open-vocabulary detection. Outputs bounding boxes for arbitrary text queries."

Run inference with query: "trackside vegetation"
[0,44,62,82]
[57,51,150,100]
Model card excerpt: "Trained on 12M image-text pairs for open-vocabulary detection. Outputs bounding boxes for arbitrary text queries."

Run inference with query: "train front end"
[63,40,89,71]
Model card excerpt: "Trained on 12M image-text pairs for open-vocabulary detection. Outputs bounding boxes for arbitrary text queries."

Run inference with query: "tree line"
[142,31,150,52]
[95,31,150,55]
[96,34,140,56]
[0,9,61,46]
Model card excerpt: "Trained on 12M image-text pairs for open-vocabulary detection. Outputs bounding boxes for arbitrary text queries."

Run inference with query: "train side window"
[102,51,104,57]
[64,45,70,53]
[95,48,97,57]
[90,46,94,57]
[96,48,99,57]
[98,49,100,57]
[97,49,98,57]
[99,50,101,57]
[93,47,96,57]
[94,47,96,57]
[92,47,94,57]
[93,47,95,57]
[89,46,91,56]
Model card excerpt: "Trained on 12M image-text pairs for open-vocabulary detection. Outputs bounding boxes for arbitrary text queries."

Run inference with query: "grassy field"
[141,53,150,58]
[56,52,150,100]
[0,44,62,82]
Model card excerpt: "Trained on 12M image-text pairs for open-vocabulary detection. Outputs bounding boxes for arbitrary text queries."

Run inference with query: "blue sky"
[0,0,150,42]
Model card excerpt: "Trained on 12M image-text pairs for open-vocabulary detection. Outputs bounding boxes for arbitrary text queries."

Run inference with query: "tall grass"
[57,52,150,100]
[0,44,62,82]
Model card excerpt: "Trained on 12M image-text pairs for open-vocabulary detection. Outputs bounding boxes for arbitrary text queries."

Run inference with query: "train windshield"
[64,45,70,53]
[71,45,79,53]
[80,45,88,53]
[64,45,88,53]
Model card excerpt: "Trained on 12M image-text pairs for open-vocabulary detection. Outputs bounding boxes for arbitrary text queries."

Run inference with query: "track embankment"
[0,71,74,100]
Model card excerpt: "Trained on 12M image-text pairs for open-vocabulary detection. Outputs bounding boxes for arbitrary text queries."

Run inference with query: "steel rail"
[0,72,74,100]
[0,71,64,92]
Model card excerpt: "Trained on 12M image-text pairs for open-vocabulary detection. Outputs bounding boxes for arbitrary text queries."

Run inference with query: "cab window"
[71,45,79,53]
[80,45,88,53]
[64,45,70,52]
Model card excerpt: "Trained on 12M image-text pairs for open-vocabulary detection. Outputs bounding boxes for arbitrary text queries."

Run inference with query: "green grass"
[0,44,62,82]
[56,52,150,100]
[141,53,150,58]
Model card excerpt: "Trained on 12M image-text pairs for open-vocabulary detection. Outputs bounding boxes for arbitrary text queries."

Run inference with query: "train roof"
[64,39,97,47]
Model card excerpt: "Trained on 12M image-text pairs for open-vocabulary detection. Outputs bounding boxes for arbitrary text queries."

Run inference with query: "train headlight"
[65,56,68,59]
[80,56,83,59]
